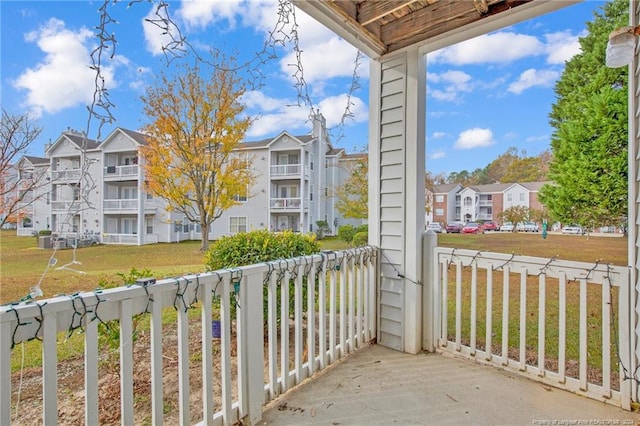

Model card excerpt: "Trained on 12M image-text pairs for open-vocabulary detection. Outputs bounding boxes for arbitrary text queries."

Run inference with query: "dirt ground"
[10,317,239,425]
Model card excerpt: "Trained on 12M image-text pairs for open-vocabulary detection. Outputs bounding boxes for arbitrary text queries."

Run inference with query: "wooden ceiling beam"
[357,0,420,26]
[380,1,475,47]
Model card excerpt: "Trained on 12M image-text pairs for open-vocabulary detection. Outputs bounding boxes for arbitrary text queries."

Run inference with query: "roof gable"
[47,131,99,155]
[100,127,148,150]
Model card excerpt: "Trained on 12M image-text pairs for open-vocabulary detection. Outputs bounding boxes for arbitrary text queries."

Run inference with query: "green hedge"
[204,229,319,270]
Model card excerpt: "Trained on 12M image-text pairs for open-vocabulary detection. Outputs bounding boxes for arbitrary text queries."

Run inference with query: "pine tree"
[539,0,629,229]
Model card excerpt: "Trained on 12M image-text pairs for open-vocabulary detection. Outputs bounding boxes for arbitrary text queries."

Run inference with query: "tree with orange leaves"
[140,52,255,251]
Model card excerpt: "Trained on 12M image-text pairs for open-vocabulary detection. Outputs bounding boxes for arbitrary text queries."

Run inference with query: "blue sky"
[1,0,606,176]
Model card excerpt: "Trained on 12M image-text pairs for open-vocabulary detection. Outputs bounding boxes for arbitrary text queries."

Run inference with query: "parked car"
[445,222,463,233]
[500,222,514,232]
[426,223,444,233]
[562,224,585,235]
[516,222,539,232]
[462,222,484,234]
[482,221,499,232]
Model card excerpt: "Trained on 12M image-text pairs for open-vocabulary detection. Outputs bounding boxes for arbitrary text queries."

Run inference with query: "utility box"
[38,236,52,249]
[53,239,67,250]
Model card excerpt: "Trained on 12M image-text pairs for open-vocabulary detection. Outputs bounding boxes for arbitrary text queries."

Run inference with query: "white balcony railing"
[428,244,633,410]
[101,233,139,244]
[0,247,378,425]
[50,201,78,211]
[104,165,139,179]
[16,228,35,236]
[270,198,301,209]
[270,164,301,177]
[103,199,138,211]
[51,169,82,181]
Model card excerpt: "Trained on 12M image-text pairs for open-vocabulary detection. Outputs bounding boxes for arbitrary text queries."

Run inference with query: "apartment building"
[15,113,363,244]
[14,156,50,234]
[430,181,546,225]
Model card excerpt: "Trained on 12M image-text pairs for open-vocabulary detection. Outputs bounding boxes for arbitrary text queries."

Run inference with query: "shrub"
[204,229,320,326]
[352,231,368,247]
[204,229,319,270]
[338,225,356,243]
[38,229,52,236]
[356,224,368,234]
[315,220,330,239]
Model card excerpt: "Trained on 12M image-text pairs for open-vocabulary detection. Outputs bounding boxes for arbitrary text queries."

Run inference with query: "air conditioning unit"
[106,166,116,173]
[54,240,67,250]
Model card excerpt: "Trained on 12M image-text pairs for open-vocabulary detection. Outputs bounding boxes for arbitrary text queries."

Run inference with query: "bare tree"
[0,109,47,228]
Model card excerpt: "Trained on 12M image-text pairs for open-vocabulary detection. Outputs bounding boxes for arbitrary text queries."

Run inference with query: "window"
[464,196,472,207]
[230,217,247,233]
[146,217,154,234]
[123,187,137,199]
[310,184,314,202]
[435,195,444,203]
[486,194,492,201]
[72,184,81,201]
[123,218,137,235]
[435,208,444,216]
[234,192,248,202]
[519,193,525,202]
[507,193,512,202]
[310,153,314,170]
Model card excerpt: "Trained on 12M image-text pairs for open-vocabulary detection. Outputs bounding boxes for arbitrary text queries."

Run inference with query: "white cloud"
[13,18,116,117]
[280,36,364,85]
[427,29,583,67]
[245,91,367,138]
[427,70,472,102]
[508,68,560,94]
[429,150,446,160]
[428,32,543,65]
[454,128,495,150]
[143,5,173,56]
[177,0,243,29]
[432,132,446,139]
[544,30,583,64]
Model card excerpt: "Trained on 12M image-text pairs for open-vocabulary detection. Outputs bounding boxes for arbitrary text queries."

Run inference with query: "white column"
[629,0,640,405]
[403,48,426,354]
[369,46,426,354]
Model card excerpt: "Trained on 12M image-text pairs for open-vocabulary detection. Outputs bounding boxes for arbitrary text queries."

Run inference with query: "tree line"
[426,147,552,189]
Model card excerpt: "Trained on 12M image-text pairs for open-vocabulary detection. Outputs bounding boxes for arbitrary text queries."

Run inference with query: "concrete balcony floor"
[261,345,638,425]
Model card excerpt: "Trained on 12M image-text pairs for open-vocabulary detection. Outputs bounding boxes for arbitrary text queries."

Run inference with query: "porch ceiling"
[292,0,578,58]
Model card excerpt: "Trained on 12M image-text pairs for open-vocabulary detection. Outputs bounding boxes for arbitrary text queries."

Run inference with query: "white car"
[426,223,444,233]
[500,222,514,232]
[562,225,584,235]
[516,222,539,232]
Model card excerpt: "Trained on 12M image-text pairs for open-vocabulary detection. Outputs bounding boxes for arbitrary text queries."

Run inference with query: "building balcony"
[51,200,79,212]
[104,165,139,181]
[16,202,33,214]
[51,169,82,182]
[0,241,636,425]
[0,242,635,424]
[103,199,157,213]
[101,233,158,245]
[270,197,305,210]
[270,164,303,178]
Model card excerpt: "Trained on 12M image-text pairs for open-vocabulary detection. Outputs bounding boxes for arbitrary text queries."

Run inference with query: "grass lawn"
[437,231,627,266]
[0,230,351,305]
[437,231,628,382]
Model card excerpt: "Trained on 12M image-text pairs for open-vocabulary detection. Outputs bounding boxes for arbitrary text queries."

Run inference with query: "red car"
[462,222,484,234]
[446,223,463,233]
[482,221,499,232]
